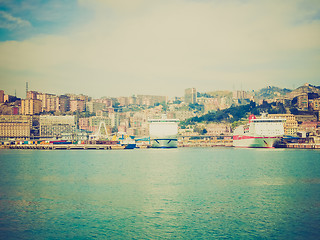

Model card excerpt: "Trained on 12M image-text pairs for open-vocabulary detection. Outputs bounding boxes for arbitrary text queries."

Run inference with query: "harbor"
[2,139,320,150]
[5,144,124,150]
[1,147,320,239]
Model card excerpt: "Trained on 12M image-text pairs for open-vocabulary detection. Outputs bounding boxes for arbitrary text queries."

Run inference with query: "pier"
[285,143,320,149]
[4,144,128,150]
[1,141,320,150]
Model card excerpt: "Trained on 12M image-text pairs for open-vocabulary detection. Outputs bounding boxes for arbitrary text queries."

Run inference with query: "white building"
[40,115,75,138]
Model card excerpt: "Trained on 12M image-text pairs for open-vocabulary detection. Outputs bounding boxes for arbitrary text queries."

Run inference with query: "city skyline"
[1,0,320,98]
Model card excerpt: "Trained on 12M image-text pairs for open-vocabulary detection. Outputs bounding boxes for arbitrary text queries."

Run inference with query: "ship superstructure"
[148,116,179,148]
[233,114,285,148]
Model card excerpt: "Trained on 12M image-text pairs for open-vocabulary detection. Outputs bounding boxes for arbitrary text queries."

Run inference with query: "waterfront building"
[184,88,197,104]
[179,127,198,137]
[206,123,232,135]
[30,115,40,138]
[21,99,42,115]
[0,115,31,140]
[61,131,88,141]
[40,115,75,138]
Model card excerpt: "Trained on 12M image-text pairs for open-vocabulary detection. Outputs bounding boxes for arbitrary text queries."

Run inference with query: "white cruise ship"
[233,114,285,148]
[148,116,179,148]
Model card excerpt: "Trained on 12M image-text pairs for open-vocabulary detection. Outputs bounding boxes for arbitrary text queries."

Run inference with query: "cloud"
[0,10,31,30]
[0,0,320,98]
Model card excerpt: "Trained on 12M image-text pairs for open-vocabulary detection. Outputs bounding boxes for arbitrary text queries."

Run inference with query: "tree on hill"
[180,100,287,127]
[188,103,204,112]
[254,86,292,99]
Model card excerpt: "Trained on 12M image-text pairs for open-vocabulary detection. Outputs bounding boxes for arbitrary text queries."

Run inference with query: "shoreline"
[1,142,320,150]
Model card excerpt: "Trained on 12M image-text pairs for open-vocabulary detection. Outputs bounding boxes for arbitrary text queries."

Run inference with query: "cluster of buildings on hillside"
[1,84,320,141]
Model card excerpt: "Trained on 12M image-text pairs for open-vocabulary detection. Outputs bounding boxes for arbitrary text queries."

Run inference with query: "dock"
[285,143,320,149]
[1,142,320,150]
[4,144,127,150]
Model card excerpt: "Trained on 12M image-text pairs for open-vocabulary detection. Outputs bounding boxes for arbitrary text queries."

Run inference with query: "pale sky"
[0,0,320,98]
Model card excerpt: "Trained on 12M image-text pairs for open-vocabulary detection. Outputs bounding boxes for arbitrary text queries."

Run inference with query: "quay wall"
[1,144,131,150]
[1,142,319,150]
[285,143,320,149]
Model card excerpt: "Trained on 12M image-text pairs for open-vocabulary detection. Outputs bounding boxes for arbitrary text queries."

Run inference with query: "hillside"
[286,83,320,99]
[181,101,286,126]
[254,86,292,99]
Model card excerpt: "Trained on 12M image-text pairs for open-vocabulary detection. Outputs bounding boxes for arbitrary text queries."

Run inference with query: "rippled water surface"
[0,148,319,239]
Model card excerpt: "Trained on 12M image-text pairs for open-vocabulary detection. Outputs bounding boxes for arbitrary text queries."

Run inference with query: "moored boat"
[233,114,285,148]
[148,116,179,148]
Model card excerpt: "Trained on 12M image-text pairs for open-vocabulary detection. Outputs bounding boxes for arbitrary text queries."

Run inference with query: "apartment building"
[21,99,42,115]
[86,101,106,113]
[70,99,85,112]
[0,90,4,103]
[185,88,197,104]
[0,115,31,140]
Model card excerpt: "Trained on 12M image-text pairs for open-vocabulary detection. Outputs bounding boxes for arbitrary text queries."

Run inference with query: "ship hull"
[122,143,136,149]
[233,136,282,148]
[151,138,178,148]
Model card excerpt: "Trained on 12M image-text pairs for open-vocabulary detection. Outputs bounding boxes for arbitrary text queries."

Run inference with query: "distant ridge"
[254,86,292,99]
[285,83,320,99]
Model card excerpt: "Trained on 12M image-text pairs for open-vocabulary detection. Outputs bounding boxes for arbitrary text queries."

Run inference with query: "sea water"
[0,148,319,239]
